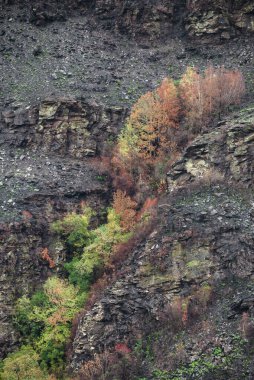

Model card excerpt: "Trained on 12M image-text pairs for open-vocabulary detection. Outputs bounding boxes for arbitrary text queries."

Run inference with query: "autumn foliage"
[180,66,245,131]
[113,190,137,231]
[118,78,180,160]
[118,65,245,165]
[40,247,55,269]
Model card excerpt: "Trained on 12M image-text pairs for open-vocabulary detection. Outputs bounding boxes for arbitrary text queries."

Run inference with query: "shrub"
[64,257,92,293]
[0,346,47,380]
[51,207,94,254]
[40,248,55,269]
[14,277,83,375]
[110,149,137,195]
[14,292,50,341]
[108,216,157,272]
[113,189,137,231]
[36,324,71,374]
[74,208,131,276]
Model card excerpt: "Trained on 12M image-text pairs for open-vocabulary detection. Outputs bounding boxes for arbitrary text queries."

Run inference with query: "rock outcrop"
[168,106,254,189]
[91,0,185,41]
[93,0,254,41]
[1,98,127,158]
[186,0,254,42]
[92,0,254,42]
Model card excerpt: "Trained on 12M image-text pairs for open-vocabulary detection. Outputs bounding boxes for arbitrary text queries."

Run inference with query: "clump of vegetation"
[72,207,131,277]
[119,66,245,161]
[51,207,95,255]
[179,66,245,131]
[110,65,245,194]
[0,346,48,380]
[118,78,180,160]
[13,277,82,375]
[2,191,152,379]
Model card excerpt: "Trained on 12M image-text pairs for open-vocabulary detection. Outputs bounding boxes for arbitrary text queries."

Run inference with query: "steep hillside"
[1,0,254,379]
[1,0,254,108]
[70,106,254,379]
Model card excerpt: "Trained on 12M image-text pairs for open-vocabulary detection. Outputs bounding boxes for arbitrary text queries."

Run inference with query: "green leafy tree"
[0,346,47,380]
[51,207,94,254]
[75,208,130,275]
[14,278,82,375]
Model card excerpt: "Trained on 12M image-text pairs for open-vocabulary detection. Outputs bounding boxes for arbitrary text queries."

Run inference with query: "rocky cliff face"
[186,0,254,42]
[0,98,127,357]
[3,0,254,42]
[168,106,254,188]
[2,0,254,373]
[70,107,254,377]
[92,0,254,42]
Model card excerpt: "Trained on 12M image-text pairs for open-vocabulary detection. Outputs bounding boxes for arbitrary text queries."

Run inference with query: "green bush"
[14,293,49,342]
[75,208,131,276]
[36,324,71,374]
[64,257,92,293]
[14,277,82,375]
[0,346,47,380]
[51,207,94,254]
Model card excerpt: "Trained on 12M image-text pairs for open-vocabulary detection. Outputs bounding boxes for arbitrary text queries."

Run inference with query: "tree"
[1,346,46,380]
[113,190,137,232]
[179,66,208,131]
[51,207,94,254]
[118,78,180,160]
[180,65,245,130]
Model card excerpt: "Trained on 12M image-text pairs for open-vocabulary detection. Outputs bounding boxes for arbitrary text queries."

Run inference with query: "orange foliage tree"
[40,247,55,269]
[112,190,137,231]
[118,78,180,161]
